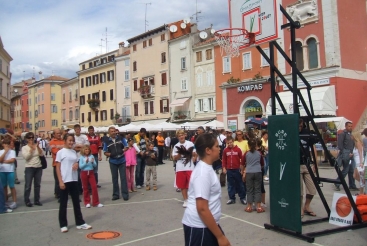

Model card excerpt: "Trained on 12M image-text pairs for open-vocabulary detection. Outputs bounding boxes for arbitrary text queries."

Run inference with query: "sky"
[0,0,229,84]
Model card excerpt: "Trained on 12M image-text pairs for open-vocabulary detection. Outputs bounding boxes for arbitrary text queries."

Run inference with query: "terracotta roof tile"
[43,75,69,81]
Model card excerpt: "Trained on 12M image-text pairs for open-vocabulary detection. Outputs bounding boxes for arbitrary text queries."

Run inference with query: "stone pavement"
[0,156,366,246]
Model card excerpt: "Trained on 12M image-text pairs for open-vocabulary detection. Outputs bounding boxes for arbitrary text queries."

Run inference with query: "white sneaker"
[76,223,92,230]
[264,177,269,181]
[60,227,68,233]
[86,204,91,208]
[9,202,17,209]
[183,200,188,208]
[97,203,104,208]
[137,185,142,189]
[261,203,267,208]
[5,208,12,213]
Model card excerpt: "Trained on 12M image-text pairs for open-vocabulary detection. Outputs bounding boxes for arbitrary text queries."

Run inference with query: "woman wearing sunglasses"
[21,132,44,207]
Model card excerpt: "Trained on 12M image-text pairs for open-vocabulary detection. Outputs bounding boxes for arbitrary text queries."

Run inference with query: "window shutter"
[203,98,209,112]
[162,73,167,85]
[213,97,216,111]
[160,100,163,113]
[195,99,199,113]
[150,78,154,85]
[166,99,169,112]
[144,102,148,114]
[150,101,154,114]
[140,80,144,87]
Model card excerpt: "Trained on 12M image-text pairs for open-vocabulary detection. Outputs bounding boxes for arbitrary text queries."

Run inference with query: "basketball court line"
[1,198,178,216]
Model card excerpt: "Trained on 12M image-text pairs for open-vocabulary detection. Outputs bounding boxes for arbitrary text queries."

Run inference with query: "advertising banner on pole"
[269,114,301,233]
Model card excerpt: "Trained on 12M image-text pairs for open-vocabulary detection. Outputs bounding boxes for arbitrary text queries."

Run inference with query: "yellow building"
[77,50,118,127]
[60,77,80,129]
[10,80,25,132]
[0,37,12,128]
[28,75,68,136]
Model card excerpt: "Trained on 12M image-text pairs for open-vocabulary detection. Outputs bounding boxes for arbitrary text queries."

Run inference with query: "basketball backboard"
[229,0,280,49]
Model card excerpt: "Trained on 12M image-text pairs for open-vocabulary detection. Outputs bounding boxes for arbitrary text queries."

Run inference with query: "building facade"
[10,80,24,132]
[21,79,32,132]
[0,37,12,128]
[60,77,80,129]
[78,50,118,127]
[28,76,67,136]
[127,24,171,123]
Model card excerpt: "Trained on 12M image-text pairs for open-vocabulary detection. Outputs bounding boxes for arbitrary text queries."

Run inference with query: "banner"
[269,114,301,233]
[329,193,356,227]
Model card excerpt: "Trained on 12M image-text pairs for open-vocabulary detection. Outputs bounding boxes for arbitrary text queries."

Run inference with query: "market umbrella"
[203,120,224,129]
[152,122,181,131]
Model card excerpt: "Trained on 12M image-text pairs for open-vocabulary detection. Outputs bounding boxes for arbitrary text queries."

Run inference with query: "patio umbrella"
[152,122,181,131]
[203,120,224,129]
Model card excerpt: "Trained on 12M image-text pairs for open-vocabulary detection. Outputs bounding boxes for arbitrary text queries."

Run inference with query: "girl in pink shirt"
[125,138,137,192]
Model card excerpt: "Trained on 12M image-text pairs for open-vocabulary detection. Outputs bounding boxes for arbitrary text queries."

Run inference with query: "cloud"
[1,0,229,83]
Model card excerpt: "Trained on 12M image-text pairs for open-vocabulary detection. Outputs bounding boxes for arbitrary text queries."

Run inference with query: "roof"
[127,24,167,44]
[79,49,118,65]
[42,75,69,81]
[0,36,13,61]
[59,77,78,86]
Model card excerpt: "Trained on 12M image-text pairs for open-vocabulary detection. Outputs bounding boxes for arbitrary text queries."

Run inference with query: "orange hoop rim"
[213,28,250,38]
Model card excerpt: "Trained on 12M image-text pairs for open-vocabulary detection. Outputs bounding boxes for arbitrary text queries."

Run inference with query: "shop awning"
[266,85,336,116]
[170,97,190,107]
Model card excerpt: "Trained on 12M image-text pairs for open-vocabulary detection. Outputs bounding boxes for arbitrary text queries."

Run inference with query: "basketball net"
[214,28,255,57]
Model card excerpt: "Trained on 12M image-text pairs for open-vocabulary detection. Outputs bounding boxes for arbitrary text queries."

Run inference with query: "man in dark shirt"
[334,121,357,191]
[299,118,317,217]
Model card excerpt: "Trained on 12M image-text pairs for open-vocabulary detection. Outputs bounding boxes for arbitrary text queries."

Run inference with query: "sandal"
[257,207,265,213]
[304,210,316,217]
[245,207,252,213]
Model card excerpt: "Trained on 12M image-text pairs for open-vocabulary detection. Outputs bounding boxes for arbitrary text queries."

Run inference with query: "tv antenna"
[139,2,152,32]
[99,38,105,55]
[102,28,113,53]
[190,0,203,24]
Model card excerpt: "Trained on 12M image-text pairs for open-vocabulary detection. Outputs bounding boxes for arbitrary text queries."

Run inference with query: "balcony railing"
[172,111,191,121]
[116,115,131,124]
[138,85,155,98]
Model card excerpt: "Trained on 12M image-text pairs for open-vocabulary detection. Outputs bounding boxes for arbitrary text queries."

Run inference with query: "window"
[110,109,114,120]
[196,51,202,62]
[81,78,84,88]
[206,70,213,86]
[102,91,106,101]
[92,92,99,99]
[181,57,186,70]
[100,110,107,121]
[75,108,79,120]
[124,70,129,81]
[143,40,147,48]
[80,95,85,105]
[51,104,57,113]
[88,112,91,122]
[133,80,138,91]
[42,104,44,113]
[161,52,166,63]
[196,99,204,112]
[29,98,31,105]
[29,111,32,119]
[149,38,152,46]
[62,109,66,122]
[51,93,55,101]
[223,56,231,73]
[42,93,44,101]
[133,44,137,51]
[125,87,130,98]
[206,49,212,60]
[208,97,215,111]
[261,48,270,67]
[161,34,165,41]
[95,110,98,122]
[161,73,167,85]
[52,120,58,126]
[196,73,203,87]
[307,38,318,69]
[243,52,252,70]
[295,41,304,71]
[144,102,149,114]
[181,78,188,91]
[160,99,169,113]
[133,61,137,72]
[134,103,139,116]
[81,113,84,123]
[100,73,106,83]
[88,94,91,100]
[82,64,85,70]
[87,76,92,86]
[93,74,99,85]
[69,110,73,121]
[75,89,78,100]
[108,70,114,81]
[125,59,129,66]
[110,89,114,100]
[89,62,93,68]
[69,91,72,101]
[150,101,154,114]
[62,93,65,103]
[180,40,186,49]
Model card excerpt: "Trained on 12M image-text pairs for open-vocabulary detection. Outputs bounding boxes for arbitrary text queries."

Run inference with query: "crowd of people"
[1,120,367,245]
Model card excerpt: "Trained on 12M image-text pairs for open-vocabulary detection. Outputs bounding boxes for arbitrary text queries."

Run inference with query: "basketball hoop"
[214,28,256,57]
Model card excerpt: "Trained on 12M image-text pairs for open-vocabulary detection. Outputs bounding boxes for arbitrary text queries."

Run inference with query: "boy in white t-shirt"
[0,139,17,209]
[172,130,196,208]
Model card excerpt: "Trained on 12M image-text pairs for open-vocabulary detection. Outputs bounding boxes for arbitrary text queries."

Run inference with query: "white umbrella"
[131,122,156,132]
[203,120,224,129]
[152,122,181,131]
[118,123,137,132]
[179,122,200,129]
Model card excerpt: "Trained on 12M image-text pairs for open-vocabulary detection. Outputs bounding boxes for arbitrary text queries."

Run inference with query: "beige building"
[127,25,171,123]
[10,80,25,132]
[60,77,80,129]
[78,50,119,127]
[115,43,131,124]
[0,37,12,128]
[28,75,68,136]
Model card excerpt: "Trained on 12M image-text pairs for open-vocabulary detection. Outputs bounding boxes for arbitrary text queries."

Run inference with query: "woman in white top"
[55,134,92,233]
[352,132,364,194]
[21,132,44,207]
[182,133,230,246]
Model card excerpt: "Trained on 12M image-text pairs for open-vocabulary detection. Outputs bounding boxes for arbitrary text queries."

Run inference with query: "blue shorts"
[0,172,15,188]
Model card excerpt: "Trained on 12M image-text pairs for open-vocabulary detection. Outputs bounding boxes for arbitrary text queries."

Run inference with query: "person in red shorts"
[172,129,196,208]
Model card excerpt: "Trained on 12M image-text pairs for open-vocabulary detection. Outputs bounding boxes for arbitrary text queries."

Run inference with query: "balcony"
[87,98,100,111]
[172,111,191,121]
[138,85,155,98]
[116,115,131,125]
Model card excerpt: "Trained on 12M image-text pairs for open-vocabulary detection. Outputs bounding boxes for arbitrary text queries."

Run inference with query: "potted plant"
[87,98,100,108]
[126,118,131,123]
[138,85,150,96]
[114,113,121,120]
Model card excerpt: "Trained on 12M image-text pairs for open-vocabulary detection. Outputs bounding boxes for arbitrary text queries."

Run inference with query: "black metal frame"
[260,5,367,243]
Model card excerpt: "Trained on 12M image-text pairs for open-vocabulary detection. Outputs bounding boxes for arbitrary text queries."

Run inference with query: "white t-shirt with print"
[172,140,196,172]
[182,160,222,228]
[74,134,90,159]
[55,148,78,183]
[0,149,16,172]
